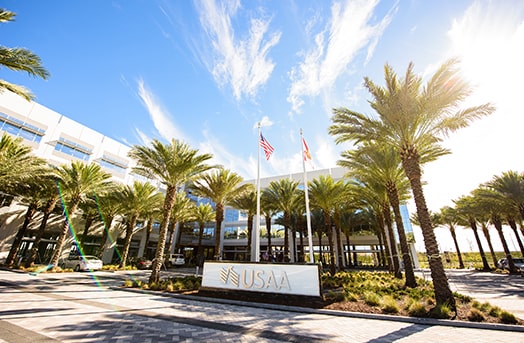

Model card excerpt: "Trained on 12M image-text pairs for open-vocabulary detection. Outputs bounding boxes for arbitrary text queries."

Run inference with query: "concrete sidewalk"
[0,269,523,342]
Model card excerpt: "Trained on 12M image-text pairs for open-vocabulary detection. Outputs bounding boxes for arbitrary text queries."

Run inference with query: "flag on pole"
[302,137,312,161]
[259,132,274,160]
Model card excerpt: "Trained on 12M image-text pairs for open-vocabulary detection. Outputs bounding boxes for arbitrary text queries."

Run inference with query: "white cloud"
[195,0,281,101]
[287,0,395,114]
[136,79,188,143]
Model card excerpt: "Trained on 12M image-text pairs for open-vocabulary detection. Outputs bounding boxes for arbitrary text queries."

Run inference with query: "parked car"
[59,255,103,271]
[497,257,524,271]
[165,253,185,267]
[135,257,153,270]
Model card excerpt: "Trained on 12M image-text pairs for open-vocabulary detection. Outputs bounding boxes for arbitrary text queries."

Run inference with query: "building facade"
[0,90,413,268]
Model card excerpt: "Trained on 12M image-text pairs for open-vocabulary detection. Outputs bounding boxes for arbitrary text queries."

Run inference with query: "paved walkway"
[0,269,523,342]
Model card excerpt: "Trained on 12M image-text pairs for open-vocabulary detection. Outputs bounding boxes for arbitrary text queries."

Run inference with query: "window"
[98,155,128,174]
[0,112,45,143]
[54,137,92,161]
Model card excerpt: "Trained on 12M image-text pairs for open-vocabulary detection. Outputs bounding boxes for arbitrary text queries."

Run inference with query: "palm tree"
[168,191,194,253]
[229,185,256,261]
[261,190,279,259]
[49,162,113,267]
[190,168,248,260]
[78,198,102,248]
[453,195,491,271]
[129,138,213,283]
[339,143,417,287]
[192,202,215,266]
[473,187,520,274]
[25,177,60,267]
[0,133,47,192]
[4,178,48,267]
[263,178,300,263]
[0,9,50,101]
[116,181,162,268]
[434,206,465,269]
[329,58,495,308]
[93,192,122,260]
[308,175,346,275]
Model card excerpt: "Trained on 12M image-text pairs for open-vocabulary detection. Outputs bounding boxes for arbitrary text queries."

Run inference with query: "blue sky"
[3,0,524,226]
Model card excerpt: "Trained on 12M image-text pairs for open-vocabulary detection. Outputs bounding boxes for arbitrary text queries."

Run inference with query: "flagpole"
[301,129,314,264]
[254,122,261,262]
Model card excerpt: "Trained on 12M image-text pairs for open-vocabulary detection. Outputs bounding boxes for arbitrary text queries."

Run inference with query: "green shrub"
[344,291,359,302]
[428,303,451,319]
[489,306,501,317]
[499,310,518,324]
[381,295,399,314]
[407,301,427,317]
[467,308,485,322]
[363,292,381,307]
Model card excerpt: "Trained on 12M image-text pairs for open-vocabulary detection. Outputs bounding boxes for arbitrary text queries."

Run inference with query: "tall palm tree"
[192,202,215,266]
[453,195,491,271]
[168,190,194,253]
[0,9,50,101]
[339,143,416,287]
[434,206,465,269]
[263,178,300,263]
[49,162,113,266]
[329,58,495,308]
[129,138,213,283]
[309,175,346,275]
[190,168,248,260]
[0,133,47,192]
[473,187,520,274]
[261,189,279,259]
[4,178,48,267]
[94,192,122,260]
[116,181,162,268]
[229,185,256,261]
[24,177,60,267]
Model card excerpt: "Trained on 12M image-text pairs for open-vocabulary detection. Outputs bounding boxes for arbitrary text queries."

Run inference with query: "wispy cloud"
[287,0,395,114]
[195,0,281,101]
[136,79,188,143]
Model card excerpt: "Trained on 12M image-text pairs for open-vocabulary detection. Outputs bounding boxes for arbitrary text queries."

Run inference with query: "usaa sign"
[201,262,321,297]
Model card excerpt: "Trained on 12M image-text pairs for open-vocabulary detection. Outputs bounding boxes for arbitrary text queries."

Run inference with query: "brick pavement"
[0,269,523,342]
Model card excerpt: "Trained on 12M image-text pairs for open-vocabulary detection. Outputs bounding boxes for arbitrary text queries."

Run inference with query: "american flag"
[259,132,274,160]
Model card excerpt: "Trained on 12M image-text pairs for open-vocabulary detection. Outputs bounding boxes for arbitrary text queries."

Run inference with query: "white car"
[59,255,103,271]
[165,253,185,267]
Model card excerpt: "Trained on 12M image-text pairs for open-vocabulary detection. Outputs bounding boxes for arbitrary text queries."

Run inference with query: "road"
[0,268,522,342]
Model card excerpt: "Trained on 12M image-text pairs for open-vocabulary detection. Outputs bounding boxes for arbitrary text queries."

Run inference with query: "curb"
[114,286,524,333]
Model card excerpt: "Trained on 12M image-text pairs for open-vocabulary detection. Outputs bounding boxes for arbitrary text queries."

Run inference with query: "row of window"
[0,112,45,143]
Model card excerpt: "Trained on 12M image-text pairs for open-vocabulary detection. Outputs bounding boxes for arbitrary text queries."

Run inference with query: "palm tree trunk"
[283,212,290,261]
[26,204,56,267]
[214,203,224,260]
[345,232,353,267]
[375,213,390,270]
[386,185,416,287]
[471,221,491,271]
[119,215,137,269]
[150,185,177,284]
[448,226,465,269]
[144,219,153,258]
[265,214,272,259]
[401,154,454,308]
[480,223,498,268]
[197,223,205,266]
[246,214,253,261]
[507,218,524,257]
[492,216,519,274]
[97,215,114,260]
[383,205,401,278]
[6,203,38,267]
[333,211,344,270]
[50,201,79,267]
[324,212,336,275]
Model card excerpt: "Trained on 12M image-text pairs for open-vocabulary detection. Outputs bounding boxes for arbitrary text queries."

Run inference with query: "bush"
[363,292,381,307]
[467,308,485,322]
[381,295,399,314]
[428,303,451,319]
[407,301,427,317]
[499,310,518,324]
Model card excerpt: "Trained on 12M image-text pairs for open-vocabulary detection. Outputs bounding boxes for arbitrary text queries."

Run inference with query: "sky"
[3,0,524,253]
